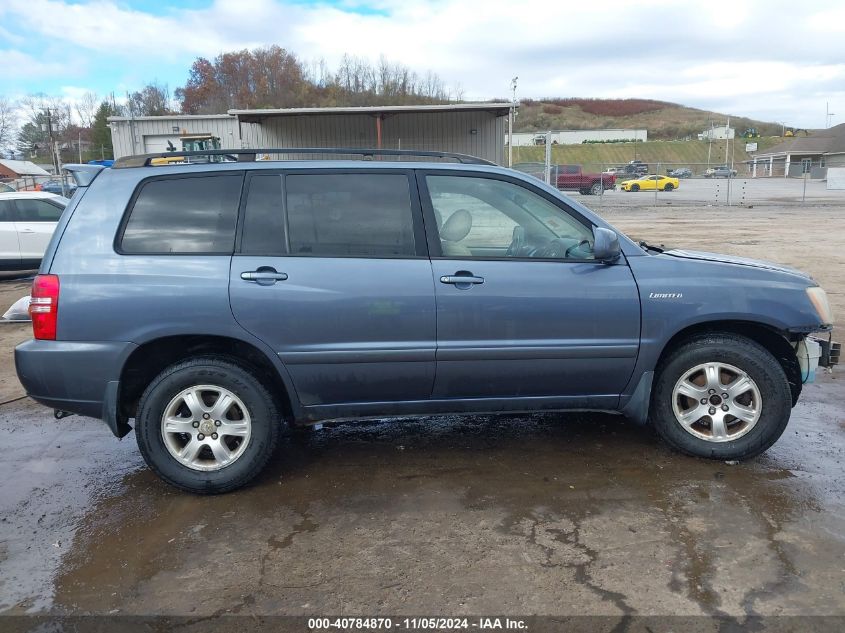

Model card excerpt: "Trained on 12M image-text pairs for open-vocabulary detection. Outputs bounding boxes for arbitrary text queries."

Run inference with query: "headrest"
[440,208,472,242]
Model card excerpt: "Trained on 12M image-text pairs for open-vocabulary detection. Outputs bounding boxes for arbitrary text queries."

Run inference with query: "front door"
[229,170,436,408]
[419,172,640,405]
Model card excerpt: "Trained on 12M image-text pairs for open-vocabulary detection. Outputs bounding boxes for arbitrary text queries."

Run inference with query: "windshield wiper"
[638,240,665,254]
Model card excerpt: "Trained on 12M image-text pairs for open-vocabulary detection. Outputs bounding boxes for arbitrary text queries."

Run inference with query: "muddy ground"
[0,201,843,629]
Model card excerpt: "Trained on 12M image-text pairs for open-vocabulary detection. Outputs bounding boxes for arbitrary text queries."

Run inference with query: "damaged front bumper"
[796,336,840,383]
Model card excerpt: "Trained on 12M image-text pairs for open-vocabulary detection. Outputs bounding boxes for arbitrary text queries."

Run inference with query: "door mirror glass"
[592,227,620,263]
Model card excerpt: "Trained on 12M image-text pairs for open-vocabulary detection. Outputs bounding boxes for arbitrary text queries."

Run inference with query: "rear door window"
[14,198,65,222]
[241,173,417,258]
[120,174,242,254]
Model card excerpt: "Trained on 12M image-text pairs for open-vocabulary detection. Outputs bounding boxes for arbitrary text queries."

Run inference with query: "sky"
[1,0,844,128]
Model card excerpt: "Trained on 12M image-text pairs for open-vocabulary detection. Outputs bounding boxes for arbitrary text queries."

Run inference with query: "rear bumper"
[15,339,137,435]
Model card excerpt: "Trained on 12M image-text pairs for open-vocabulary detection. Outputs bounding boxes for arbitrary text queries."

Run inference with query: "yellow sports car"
[620,174,680,192]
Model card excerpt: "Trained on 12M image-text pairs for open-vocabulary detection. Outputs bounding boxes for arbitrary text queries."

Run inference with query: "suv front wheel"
[135,358,280,494]
[650,334,792,460]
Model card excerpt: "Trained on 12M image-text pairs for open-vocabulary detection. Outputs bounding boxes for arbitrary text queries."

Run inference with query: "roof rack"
[113,147,496,168]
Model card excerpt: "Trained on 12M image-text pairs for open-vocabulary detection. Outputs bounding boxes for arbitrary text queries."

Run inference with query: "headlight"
[806,287,834,326]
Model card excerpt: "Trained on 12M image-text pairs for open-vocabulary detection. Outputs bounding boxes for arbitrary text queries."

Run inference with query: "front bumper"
[15,339,137,435]
[818,337,841,368]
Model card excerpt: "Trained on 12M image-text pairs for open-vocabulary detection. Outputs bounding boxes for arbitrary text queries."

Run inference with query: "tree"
[177,46,310,113]
[175,46,454,113]
[75,91,100,129]
[0,97,16,153]
[91,100,121,159]
[128,82,173,116]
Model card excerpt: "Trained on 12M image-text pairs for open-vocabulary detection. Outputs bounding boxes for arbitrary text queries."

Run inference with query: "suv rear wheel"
[135,358,279,494]
[650,334,791,460]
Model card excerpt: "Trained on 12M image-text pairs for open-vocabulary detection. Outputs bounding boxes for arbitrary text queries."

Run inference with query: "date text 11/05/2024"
[307,617,528,630]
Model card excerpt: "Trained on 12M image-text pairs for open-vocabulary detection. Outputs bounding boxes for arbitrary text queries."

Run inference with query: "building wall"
[826,153,845,168]
[110,116,238,158]
[239,111,506,164]
[509,129,648,147]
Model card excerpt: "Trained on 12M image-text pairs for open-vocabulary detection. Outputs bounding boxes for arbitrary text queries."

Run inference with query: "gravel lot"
[0,183,843,630]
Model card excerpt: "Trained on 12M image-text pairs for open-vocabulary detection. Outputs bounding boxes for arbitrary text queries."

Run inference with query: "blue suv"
[14,149,838,493]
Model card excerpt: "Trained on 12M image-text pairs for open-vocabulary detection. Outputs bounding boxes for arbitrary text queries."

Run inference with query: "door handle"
[20,229,35,234]
[241,269,288,283]
[440,275,484,285]
[440,272,484,289]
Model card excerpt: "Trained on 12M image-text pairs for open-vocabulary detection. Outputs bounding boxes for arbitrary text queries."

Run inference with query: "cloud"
[0,0,843,127]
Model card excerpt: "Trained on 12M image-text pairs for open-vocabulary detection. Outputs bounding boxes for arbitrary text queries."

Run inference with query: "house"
[749,123,845,177]
[0,159,51,180]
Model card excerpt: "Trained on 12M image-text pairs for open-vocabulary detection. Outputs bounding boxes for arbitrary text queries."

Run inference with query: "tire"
[649,333,791,460]
[630,184,640,192]
[663,183,674,191]
[136,357,280,494]
[579,188,589,195]
[589,182,603,196]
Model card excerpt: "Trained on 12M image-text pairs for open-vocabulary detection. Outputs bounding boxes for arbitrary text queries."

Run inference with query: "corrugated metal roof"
[230,103,512,121]
[108,114,232,122]
[0,159,51,176]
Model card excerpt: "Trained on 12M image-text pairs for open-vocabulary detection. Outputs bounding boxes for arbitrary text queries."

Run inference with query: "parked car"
[39,179,77,196]
[0,192,68,270]
[668,167,693,178]
[704,165,738,178]
[603,167,627,176]
[554,164,616,195]
[0,182,15,193]
[620,174,680,192]
[14,151,837,494]
[624,160,649,175]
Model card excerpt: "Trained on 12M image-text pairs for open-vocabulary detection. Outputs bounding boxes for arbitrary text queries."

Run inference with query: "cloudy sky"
[1,0,844,127]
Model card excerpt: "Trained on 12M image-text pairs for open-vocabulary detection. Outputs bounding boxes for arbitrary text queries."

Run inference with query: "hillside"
[515,98,784,140]
[509,137,783,171]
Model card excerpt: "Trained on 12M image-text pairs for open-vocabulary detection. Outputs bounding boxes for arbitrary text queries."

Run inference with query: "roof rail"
[112,147,496,168]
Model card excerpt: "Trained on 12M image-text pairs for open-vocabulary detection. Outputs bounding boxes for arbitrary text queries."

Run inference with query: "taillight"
[30,275,60,340]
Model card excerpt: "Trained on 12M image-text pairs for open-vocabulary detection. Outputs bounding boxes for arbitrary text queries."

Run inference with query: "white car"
[0,192,68,271]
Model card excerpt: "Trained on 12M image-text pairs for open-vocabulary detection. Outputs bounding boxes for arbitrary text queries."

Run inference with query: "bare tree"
[75,91,100,128]
[0,97,16,151]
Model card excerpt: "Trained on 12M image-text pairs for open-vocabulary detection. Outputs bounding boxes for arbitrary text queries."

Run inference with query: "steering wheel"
[565,239,593,258]
[506,226,526,257]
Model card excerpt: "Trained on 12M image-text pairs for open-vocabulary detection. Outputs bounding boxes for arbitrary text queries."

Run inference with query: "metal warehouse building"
[109,103,511,164]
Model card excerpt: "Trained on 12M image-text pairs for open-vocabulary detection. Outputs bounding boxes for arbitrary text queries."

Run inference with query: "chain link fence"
[507,147,839,208]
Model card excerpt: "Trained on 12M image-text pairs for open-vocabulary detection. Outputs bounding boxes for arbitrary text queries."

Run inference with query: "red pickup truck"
[554,164,616,195]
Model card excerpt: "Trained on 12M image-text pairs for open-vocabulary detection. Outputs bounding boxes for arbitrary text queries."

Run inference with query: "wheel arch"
[655,320,802,406]
[119,334,298,424]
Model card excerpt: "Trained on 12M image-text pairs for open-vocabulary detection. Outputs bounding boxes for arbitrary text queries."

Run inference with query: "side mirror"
[593,227,621,263]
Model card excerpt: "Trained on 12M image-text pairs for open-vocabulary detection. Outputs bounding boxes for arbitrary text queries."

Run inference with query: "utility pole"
[706,118,713,168]
[724,117,730,165]
[42,108,66,196]
[78,130,83,163]
[508,76,518,167]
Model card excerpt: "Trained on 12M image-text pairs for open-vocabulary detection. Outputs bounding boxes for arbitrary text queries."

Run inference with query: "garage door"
[143,135,178,153]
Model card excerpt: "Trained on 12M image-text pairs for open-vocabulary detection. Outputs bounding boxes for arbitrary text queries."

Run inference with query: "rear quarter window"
[120,174,242,254]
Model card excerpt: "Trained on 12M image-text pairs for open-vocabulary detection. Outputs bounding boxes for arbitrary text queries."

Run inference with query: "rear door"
[12,196,65,264]
[0,199,21,268]
[419,171,640,405]
[229,170,436,408]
